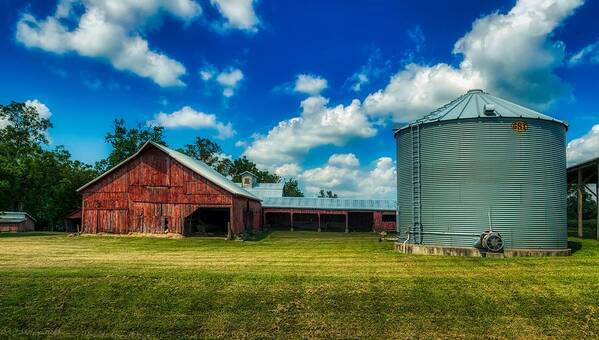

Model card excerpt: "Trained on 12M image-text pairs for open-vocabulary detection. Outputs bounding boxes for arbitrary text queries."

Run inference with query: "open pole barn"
[261,197,397,233]
[77,141,261,236]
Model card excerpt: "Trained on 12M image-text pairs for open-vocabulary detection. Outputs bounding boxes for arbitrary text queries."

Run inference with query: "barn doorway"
[293,213,319,231]
[348,212,373,232]
[265,212,291,230]
[185,208,230,235]
[321,214,346,232]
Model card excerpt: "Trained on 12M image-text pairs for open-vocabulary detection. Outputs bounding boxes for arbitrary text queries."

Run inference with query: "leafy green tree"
[283,178,304,197]
[214,158,233,177]
[95,119,166,172]
[318,189,338,198]
[178,137,222,166]
[0,102,96,230]
[0,102,52,211]
[177,137,234,176]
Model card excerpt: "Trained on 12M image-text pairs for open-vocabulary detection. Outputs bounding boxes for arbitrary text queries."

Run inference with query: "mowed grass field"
[1,232,598,339]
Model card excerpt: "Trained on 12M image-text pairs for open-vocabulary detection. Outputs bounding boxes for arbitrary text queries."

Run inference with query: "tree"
[318,189,338,198]
[0,102,97,230]
[283,178,304,197]
[0,102,53,211]
[230,156,280,183]
[95,119,166,172]
[178,137,222,166]
[567,184,597,221]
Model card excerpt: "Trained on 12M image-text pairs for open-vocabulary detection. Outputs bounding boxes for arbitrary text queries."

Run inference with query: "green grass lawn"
[0,231,598,338]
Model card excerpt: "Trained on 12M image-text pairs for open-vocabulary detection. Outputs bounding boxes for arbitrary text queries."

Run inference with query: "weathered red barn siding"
[231,197,262,234]
[0,218,35,232]
[82,145,258,235]
[373,211,397,232]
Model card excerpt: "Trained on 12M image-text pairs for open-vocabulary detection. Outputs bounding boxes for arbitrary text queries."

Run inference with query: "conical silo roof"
[395,89,567,132]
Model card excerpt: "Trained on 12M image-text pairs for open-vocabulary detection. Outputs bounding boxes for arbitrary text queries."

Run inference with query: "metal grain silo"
[395,90,568,254]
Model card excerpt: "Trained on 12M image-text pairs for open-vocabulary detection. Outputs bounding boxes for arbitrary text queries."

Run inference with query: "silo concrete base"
[395,243,570,257]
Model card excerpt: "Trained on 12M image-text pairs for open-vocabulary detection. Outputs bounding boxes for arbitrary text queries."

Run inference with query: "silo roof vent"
[483,104,496,115]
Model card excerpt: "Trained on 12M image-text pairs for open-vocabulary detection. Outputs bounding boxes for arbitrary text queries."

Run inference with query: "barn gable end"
[80,142,261,235]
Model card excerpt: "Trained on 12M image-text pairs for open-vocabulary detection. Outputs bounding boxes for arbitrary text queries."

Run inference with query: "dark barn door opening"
[265,212,291,230]
[293,214,319,231]
[348,212,373,232]
[185,208,230,235]
[321,214,346,232]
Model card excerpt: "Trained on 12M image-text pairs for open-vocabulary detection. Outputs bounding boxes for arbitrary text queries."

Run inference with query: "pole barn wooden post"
[344,212,349,233]
[317,213,321,232]
[578,168,583,238]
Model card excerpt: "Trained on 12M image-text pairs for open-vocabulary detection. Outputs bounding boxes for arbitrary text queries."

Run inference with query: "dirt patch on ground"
[78,232,184,239]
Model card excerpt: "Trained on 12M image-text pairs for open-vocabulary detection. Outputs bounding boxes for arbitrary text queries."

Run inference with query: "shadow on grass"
[568,240,583,254]
[0,232,67,238]
[245,230,272,242]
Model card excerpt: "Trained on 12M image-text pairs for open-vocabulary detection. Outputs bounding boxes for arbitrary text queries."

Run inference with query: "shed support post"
[597,162,599,240]
[345,212,349,233]
[578,168,583,238]
[81,194,85,234]
[290,213,294,232]
[317,213,321,232]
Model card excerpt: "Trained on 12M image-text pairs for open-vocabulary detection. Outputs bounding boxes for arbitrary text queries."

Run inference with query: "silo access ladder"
[411,124,423,244]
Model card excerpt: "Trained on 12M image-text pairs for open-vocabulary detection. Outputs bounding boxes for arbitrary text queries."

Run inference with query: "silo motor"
[480,231,504,252]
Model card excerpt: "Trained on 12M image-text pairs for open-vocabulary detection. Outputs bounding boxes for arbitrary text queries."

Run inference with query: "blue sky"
[1,0,599,198]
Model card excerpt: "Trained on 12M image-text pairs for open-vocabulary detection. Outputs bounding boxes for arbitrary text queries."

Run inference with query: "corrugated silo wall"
[397,118,567,250]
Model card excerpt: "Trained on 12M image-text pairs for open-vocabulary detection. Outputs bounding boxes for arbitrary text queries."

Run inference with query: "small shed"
[0,212,36,232]
[64,209,82,232]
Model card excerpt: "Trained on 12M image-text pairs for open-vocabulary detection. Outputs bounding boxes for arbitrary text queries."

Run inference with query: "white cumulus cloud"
[25,99,52,120]
[363,0,583,122]
[148,106,235,139]
[300,155,396,199]
[210,0,260,32]
[275,163,302,177]
[16,0,201,87]
[243,95,376,169]
[200,66,244,97]
[327,153,359,168]
[216,68,244,97]
[567,124,599,166]
[294,74,328,95]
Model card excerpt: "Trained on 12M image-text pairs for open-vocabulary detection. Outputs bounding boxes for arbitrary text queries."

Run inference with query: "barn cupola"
[240,171,258,189]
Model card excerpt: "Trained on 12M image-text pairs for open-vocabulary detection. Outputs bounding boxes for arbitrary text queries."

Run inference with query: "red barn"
[77,141,261,236]
[0,212,36,232]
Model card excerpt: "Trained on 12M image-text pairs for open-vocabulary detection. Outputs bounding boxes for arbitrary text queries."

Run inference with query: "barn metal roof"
[0,211,36,223]
[78,141,260,201]
[262,197,397,211]
[235,182,284,199]
[394,89,567,132]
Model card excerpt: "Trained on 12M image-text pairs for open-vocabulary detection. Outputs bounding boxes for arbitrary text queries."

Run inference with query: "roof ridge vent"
[467,89,484,94]
[484,103,496,115]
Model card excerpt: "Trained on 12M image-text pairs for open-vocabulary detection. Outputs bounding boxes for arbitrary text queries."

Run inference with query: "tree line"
[0,102,306,230]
